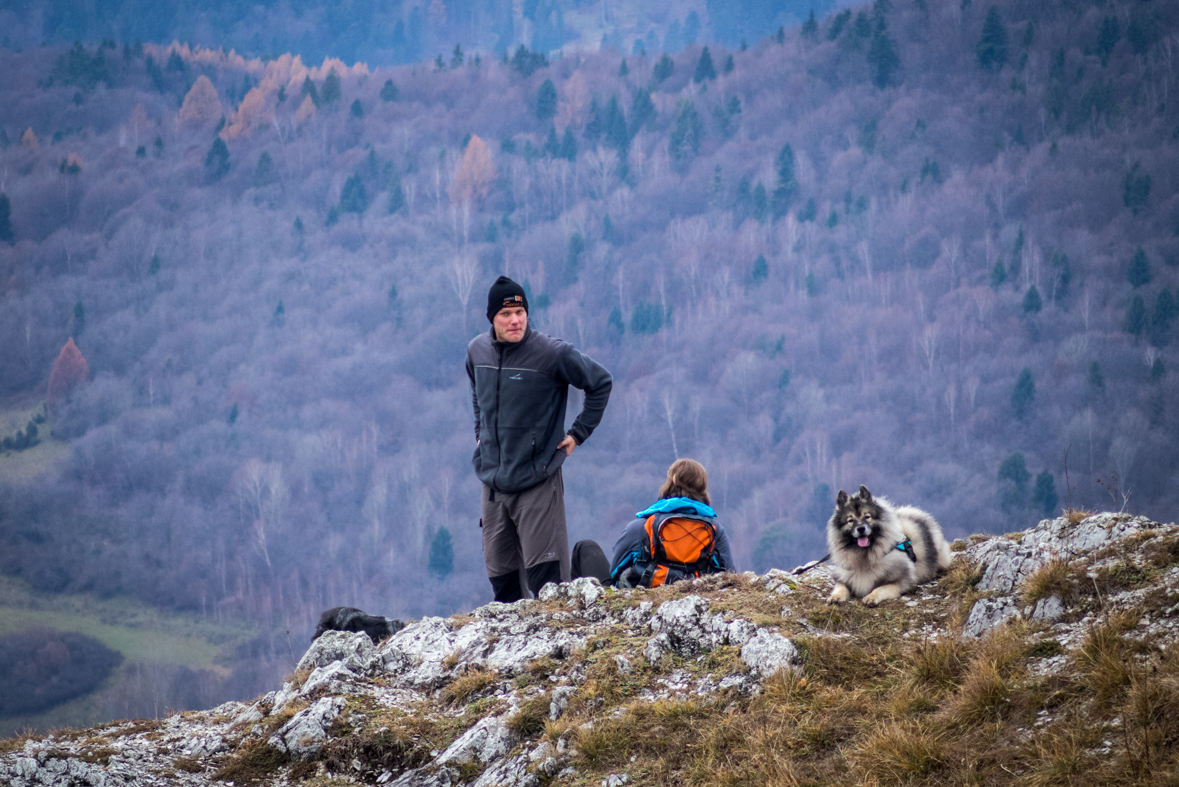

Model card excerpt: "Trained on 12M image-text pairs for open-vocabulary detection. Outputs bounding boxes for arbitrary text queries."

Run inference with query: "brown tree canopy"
[47,337,89,409]
[449,135,495,205]
[21,127,38,147]
[178,75,223,127]
[224,87,272,139]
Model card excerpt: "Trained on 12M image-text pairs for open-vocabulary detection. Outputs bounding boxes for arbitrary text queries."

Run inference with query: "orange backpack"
[637,513,719,587]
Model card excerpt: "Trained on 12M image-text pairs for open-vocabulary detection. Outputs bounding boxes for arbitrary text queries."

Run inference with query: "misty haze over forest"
[1,0,1178,726]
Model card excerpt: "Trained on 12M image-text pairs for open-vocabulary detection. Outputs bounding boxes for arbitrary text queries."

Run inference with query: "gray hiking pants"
[481,468,571,583]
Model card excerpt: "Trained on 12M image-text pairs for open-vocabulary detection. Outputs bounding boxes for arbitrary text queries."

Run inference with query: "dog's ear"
[859,484,872,500]
[836,489,848,507]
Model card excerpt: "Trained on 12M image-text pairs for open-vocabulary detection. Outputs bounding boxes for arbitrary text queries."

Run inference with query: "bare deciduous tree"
[447,255,478,333]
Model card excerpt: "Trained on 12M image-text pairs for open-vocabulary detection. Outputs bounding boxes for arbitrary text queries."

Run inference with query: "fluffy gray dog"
[826,485,952,605]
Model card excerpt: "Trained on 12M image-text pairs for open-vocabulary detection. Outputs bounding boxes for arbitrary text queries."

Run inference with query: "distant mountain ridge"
[1,0,843,65]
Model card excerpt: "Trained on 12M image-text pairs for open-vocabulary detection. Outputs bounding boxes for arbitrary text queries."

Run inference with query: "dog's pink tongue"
[857,537,870,548]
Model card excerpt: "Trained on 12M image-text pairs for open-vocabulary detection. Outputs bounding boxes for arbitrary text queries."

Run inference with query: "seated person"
[609,458,734,588]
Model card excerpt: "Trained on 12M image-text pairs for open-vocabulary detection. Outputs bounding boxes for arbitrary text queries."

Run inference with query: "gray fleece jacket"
[466,325,612,493]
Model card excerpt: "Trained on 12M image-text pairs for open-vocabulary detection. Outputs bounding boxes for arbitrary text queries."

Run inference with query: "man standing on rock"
[466,276,612,602]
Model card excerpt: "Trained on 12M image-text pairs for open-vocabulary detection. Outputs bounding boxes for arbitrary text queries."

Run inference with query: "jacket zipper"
[493,341,504,490]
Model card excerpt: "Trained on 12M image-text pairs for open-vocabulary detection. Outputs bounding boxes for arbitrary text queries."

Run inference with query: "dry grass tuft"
[854,720,946,785]
[941,558,986,595]
[763,668,812,707]
[906,638,972,695]
[1021,721,1099,787]
[1077,613,1144,708]
[284,668,312,689]
[796,635,899,689]
[575,698,713,769]
[440,668,497,706]
[1124,671,1179,777]
[1021,558,1076,607]
[1064,508,1093,525]
[0,729,42,755]
[211,739,291,783]
[943,630,1024,726]
[318,726,428,778]
[505,693,549,738]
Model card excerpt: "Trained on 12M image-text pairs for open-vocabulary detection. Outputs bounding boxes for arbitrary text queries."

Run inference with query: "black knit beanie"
[486,276,528,322]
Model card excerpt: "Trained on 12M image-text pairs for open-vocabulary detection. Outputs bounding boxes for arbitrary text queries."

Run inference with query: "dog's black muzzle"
[852,523,872,540]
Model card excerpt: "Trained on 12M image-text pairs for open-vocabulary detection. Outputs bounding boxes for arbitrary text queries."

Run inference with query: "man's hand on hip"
[558,435,577,456]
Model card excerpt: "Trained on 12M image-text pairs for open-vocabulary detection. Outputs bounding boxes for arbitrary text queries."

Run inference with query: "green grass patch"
[0,576,252,668]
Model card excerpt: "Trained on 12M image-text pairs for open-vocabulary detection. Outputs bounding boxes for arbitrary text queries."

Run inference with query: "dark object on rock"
[571,539,611,585]
[313,607,405,643]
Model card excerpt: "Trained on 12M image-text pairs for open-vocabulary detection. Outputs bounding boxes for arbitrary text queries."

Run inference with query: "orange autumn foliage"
[449,134,495,205]
[179,75,223,127]
[47,338,89,409]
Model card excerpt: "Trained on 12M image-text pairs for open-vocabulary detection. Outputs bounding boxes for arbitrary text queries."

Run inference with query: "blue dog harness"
[896,538,917,562]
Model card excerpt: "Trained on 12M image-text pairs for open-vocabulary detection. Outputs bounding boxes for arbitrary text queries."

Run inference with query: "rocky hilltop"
[4,512,1179,787]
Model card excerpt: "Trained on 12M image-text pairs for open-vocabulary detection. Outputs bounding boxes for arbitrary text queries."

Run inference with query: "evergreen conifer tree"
[1032,471,1057,515]
[693,46,716,83]
[0,193,12,244]
[559,127,577,161]
[604,96,629,155]
[802,10,818,40]
[583,96,603,143]
[771,144,797,218]
[1011,367,1035,419]
[1124,162,1150,214]
[1023,285,1042,314]
[608,306,625,337]
[977,7,1009,70]
[629,88,656,135]
[1088,361,1105,392]
[653,53,674,82]
[868,27,900,88]
[750,254,768,285]
[990,259,1006,289]
[339,174,368,214]
[205,138,230,182]
[536,79,558,121]
[253,151,273,187]
[1096,16,1120,66]
[301,77,320,107]
[618,58,629,77]
[321,69,342,103]
[350,99,364,118]
[451,44,464,69]
[998,452,1030,494]
[380,79,399,101]
[668,100,702,173]
[427,527,454,578]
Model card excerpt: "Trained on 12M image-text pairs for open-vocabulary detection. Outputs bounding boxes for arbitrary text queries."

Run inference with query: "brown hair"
[657,458,710,505]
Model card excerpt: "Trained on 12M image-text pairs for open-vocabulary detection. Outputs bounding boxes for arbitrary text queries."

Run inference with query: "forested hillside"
[1,0,1178,716]
[0,0,836,66]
